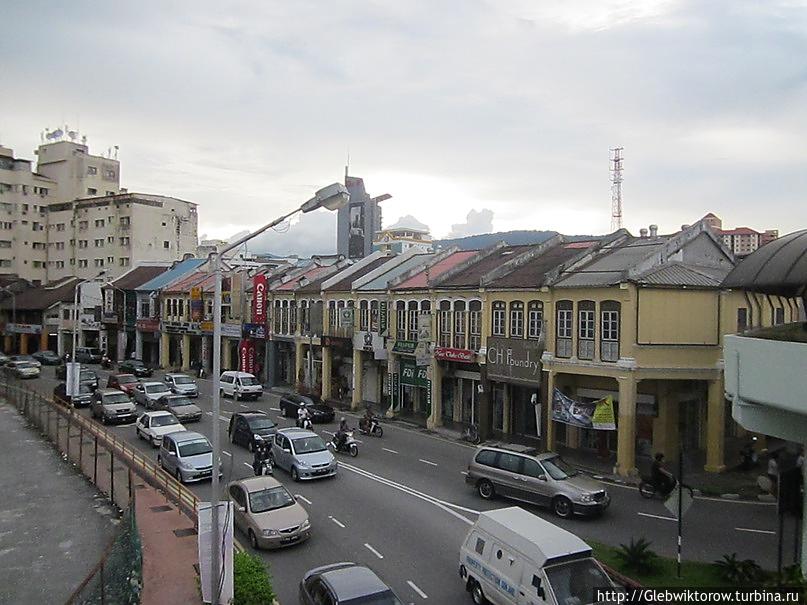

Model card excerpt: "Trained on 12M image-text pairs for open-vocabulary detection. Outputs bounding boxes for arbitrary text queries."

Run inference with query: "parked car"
[227,476,311,550]
[5,360,41,379]
[90,389,137,425]
[279,393,335,423]
[32,350,61,365]
[465,444,609,518]
[134,381,172,408]
[219,371,262,401]
[10,354,41,368]
[153,394,202,423]
[299,563,403,605]
[106,373,140,396]
[269,428,336,482]
[158,431,221,483]
[75,347,103,364]
[79,369,99,390]
[163,373,199,397]
[118,358,153,378]
[0,352,9,366]
[228,411,278,451]
[135,411,186,448]
[53,382,94,408]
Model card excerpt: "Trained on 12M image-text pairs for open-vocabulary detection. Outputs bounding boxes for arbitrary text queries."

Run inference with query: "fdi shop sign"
[485,337,543,385]
[400,358,429,388]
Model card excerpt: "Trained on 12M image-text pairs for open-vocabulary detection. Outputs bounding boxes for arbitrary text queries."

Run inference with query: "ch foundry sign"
[486,337,543,385]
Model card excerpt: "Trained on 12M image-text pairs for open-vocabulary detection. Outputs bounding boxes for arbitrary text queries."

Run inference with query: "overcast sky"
[3,1,806,256]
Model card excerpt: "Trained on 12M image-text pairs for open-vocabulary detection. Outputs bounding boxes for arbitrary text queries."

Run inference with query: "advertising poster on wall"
[252,274,267,325]
[190,287,203,321]
[239,339,256,374]
[551,388,616,430]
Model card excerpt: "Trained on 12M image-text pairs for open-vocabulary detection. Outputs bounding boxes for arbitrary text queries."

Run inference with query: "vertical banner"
[379,301,388,335]
[240,339,257,375]
[197,502,234,605]
[190,287,203,321]
[252,274,267,325]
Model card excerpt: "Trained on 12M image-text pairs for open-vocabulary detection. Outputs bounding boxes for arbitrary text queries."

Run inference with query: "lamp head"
[301,183,350,213]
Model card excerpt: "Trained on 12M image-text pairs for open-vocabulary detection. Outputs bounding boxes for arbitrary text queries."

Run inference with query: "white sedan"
[135,411,186,448]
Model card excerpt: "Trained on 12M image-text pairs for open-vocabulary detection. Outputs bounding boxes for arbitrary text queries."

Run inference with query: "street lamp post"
[69,271,106,394]
[105,282,129,360]
[208,183,349,604]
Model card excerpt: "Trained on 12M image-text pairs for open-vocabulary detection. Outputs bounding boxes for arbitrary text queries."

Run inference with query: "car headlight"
[300,519,311,530]
[179,460,194,470]
[579,493,594,503]
[296,460,308,469]
[253,434,264,441]
[262,529,279,537]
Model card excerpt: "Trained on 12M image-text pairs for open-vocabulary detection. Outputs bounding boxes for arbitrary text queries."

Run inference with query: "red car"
[106,373,139,396]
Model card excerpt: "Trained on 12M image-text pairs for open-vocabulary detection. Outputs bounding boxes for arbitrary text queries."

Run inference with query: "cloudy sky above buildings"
[2,1,806,256]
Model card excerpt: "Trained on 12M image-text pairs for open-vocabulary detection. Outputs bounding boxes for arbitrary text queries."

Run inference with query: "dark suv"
[53,382,93,408]
[228,411,278,451]
[118,359,153,377]
[279,393,335,423]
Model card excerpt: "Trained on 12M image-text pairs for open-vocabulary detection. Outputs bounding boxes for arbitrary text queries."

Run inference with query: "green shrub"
[713,553,763,585]
[615,537,660,574]
[233,550,276,605]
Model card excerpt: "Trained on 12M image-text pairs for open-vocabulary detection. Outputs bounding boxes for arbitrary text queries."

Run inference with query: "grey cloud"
[447,209,494,239]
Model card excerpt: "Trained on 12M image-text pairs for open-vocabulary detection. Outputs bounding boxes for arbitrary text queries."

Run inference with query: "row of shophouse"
[3,221,803,476]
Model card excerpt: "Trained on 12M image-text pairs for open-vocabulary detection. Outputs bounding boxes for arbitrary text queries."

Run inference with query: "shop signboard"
[391,371,399,409]
[338,308,354,328]
[240,339,257,374]
[551,388,616,430]
[6,323,42,334]
[162,321,189,334]
[415,342,431,367]
[136,318,160,333]
[400,358,428,388]
[485,337,543,385]
[392,340,417,355]
[243,323,267,339]
[201,320,214,334]
[379,301,388,335]
[190,287,204,321]
[252,274,267,325]
[417,311,432,342]
[434,346,475,363]
[221,323,242,339]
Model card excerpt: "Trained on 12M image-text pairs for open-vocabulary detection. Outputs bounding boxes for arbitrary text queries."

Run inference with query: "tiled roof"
[111,265,171,291]
[6,277,81,310]
[135,258,207,292]
[324,257,392,292]
[276,265,334,292]
[553,237,669,287]
[162,270,216,293]
[436,246,531,288]
[634,263,728,288]
[392,250,477,290]
[486,242,597,289]
[358,254,434,291]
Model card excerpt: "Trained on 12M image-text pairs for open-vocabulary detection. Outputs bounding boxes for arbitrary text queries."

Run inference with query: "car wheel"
[291,467,300,482]
[477,479,495,500]
[553,496,573,519]
[247,439,254,453]
[248,529,259,550]
[175,469,183,484]
[470,580,488,605]
[136,429,143,440]
[157,455,162,468]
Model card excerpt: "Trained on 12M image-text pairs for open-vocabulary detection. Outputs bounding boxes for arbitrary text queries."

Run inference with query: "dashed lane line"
[364,543,384,559]
[736,527,776,535]
[222,451,232,457]
[419,459,438,467]
[637,512,677,522]
[382,448,399,454]
[329,516,346,529]
[407,580,428,599]
[269,407,281,411]
[295,494,312,505]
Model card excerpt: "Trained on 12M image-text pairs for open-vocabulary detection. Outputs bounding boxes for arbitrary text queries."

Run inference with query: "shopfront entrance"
[399,357,430,420]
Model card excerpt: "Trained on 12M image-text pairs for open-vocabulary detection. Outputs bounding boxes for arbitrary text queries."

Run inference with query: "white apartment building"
[0,134,198,283]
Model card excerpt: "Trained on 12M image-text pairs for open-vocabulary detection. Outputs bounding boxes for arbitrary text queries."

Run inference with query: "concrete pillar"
[19,333,29,355]
[616,374,638,477]
[322,345,333,399]
[159,332,170,368]
[385,352,398,418]
[39,331,48,352]
[4,335,12,353]
[222,338,232,370]
[351,348,363,410]
[135,331,143,360]
[181,334,191,371]
[427,358,443,429]
[453,378,463,423]
[652,382,680,461]
[705,377,727,472]
[545,370,556,452]
[295,340,305,389]
[502,383,512,436]
[266,341,277,387]
[567,425,581,449]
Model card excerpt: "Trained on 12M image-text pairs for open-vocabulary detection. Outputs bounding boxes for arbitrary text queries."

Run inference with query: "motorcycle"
[253,458,273,476]
[358,417,383,437]
[329,431,359,457]
[639,476,678,499]
[101,355,113,370]
[296,416,313,431]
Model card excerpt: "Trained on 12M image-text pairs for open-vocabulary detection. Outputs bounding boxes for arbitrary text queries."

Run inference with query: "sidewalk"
[0,403,118,604]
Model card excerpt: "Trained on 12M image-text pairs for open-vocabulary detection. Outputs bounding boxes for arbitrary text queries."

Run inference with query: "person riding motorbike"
[651,452,675,495]
[252,437,271,476]
[335,417,349,449]
[359,407,374,432]
[297,405,312,429]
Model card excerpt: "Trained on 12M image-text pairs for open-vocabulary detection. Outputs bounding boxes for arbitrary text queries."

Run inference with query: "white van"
[219,371,263,401]
[459,506,615,605]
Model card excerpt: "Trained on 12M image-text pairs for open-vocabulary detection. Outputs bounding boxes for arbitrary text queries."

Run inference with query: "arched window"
[438,300,452,347]
[601,300,620,362]
[396,300,406,335]
[407,300,419,342]
[492,301,506,336]
[453,300,467,348]
[300,299,309,333]
[509,301,524,338]
[555,300,573,358]
[578,300,595,360]
[328,300,337,330]
[289,301,297,334]
[370,300,379,332]
[274,300,282,334]
[359,299,369,331]
[469,300,482,351]
[528,301,543,340]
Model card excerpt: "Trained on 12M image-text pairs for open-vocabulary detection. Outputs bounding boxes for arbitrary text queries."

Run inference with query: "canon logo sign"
[252,275,267,324]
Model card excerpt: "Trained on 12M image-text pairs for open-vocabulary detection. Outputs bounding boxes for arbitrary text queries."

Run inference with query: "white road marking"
[364,543,384,559]
[219,416,229,422]
[269,407,281,411]
[205,411,213,416]
[382,448,399,454]
[329,516,346,528]
[460,471,468,476]
[295,494,312,505]
[243,462,254,470]
[419,459,438,467]
[407,580,428,599]
[736,527,776,535]
[323,430,335,435]
[637,512,677,522]
[222,451,232,457]
[239,404,248,408]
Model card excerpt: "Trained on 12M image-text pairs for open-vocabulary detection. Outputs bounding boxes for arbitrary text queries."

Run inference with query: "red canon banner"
[252,274,267,325]
[239,339,256,374]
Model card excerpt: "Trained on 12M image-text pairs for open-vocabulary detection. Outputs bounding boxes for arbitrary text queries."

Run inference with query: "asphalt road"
[22,365,786,604]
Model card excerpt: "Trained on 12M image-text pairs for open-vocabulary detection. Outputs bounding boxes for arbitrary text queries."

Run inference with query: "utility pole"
[610,147,624,232]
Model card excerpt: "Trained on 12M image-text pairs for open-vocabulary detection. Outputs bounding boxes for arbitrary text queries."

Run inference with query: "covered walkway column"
[295,340,305,389]
[39,331,48,352]
[351,349,363,410]
[705,377,726,472]
[616,374,637,477]
[545,370,556,452]
[159,332,170,368]
[427,359,443,430]
[181,334,191,372]
[652,382,679,461]
[321,345,332,399]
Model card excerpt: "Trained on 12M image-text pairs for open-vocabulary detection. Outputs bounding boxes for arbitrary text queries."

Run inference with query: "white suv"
[219,371,263,401]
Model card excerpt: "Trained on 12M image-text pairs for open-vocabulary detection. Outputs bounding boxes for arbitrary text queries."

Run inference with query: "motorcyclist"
[297,405,312,429]
[651,452,674,494]
[359,406,374,432]
[335,417,349,449]
[252,437,271,476]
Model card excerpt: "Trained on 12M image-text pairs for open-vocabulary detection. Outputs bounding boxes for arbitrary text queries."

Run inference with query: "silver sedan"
[133,381,173,409]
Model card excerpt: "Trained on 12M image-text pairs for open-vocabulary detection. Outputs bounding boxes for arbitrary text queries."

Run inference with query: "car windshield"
[167,397,193,408]
[14,356,35,362]
[342,590,404,605]
[17,362,36,369]
[41,351,58,357]
[542,456,579,480]
[247,417,275,430]
[103,393,131,405]
[152,415,180,428]
[248,486,295,513]
[173,376,194,385]
[239,376,259,386]
[292,436,327,454]
[146,384,170,394]
[544,558,611,605]
[128,360,145,367]
[78,384,93,394]
[118,375,138,384]
[178,439,211,457]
